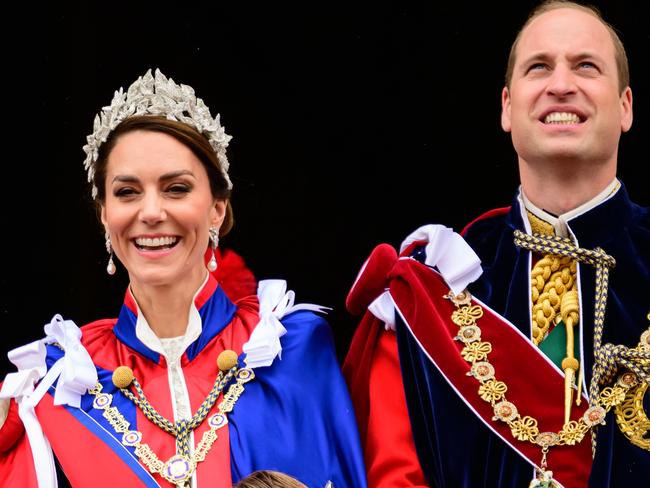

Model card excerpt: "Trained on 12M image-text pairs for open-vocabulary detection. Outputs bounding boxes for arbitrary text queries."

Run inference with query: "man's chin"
[527,142,591,164]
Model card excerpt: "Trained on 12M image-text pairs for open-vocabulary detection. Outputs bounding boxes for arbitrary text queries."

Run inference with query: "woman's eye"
[114,187,137,197]
[167,184,191,194]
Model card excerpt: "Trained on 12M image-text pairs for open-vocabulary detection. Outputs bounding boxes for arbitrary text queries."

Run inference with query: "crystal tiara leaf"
[82,68,232,199]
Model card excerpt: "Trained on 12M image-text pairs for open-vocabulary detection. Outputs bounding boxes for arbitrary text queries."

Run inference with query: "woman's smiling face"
[101,130,226,289]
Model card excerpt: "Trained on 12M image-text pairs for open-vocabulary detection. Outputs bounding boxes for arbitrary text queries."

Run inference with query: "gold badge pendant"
[614,327,650,451]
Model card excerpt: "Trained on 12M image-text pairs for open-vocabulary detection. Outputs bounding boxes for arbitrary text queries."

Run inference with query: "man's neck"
[521,179,619,238]
[518,159,617,215]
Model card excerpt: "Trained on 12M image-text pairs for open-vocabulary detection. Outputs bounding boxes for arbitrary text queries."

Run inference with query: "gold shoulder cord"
[527,213,581,425]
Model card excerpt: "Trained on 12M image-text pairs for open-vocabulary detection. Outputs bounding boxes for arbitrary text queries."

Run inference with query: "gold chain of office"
[515,231,650,450]
[442,231,650,485]
[613,310,650,451]
[526,207,650,449]
[89,351,253,488]
[445,289,649,484]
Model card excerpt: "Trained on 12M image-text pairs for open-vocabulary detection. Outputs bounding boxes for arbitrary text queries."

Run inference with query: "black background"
[2,1,648,376]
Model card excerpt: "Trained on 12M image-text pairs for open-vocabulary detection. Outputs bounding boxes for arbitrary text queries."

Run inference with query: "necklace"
[445,289,646,487]
[90,350,253,487]
[614,319,650,451]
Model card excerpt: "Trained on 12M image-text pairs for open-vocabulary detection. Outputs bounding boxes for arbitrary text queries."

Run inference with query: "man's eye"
[578,61,597,70]
[528,63,548,72]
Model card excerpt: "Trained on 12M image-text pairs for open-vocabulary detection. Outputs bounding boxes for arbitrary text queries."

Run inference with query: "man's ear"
[501,86,512,133]
[620,86,633,133]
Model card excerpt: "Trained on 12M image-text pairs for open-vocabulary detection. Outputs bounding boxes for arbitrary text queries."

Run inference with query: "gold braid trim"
[525,214,581,425]
[531,255,577,345]
[526,211,554,237]
[515,231,650,456]
[527,210,578,346]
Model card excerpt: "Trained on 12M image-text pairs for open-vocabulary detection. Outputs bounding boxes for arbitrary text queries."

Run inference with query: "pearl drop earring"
[207,227,219,272]
[105,232,116,275]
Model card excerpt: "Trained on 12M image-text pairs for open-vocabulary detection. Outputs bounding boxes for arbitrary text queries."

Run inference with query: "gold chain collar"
[615,316,650,451]
[90,364,254,487]
[445,290,648,487]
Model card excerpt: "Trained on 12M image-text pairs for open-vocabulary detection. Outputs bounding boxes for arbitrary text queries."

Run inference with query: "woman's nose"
[139,193,167,224]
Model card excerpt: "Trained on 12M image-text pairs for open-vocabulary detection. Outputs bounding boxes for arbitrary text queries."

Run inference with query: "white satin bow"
[243,279,330,369]
[0,314,97,488]
[367,225,483,328]
[369,291,397,331]
[400,224,482,295]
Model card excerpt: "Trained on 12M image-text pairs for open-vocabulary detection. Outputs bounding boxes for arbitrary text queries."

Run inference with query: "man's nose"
[546,64,577,97]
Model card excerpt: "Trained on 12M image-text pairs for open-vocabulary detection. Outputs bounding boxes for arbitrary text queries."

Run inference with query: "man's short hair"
[505,0,629,93]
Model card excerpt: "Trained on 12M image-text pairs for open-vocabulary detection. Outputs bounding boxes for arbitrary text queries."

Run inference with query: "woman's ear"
[211,199,227,227]
[100,205,108,228]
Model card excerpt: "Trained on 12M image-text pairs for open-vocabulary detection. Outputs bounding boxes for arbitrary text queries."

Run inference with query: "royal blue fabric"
[229,310,367,487]
[397,183,649,486]
[113,305,161,363]
[44,345,154,485]
[186,286,237,361]
[113,285,238,364]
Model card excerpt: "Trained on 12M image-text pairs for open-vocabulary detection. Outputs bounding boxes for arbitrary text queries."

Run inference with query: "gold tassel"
[576,364,583,406]
[560,290,580,424]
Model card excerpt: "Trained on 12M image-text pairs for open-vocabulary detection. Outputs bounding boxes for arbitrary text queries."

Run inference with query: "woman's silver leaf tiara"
[82,68,232,199]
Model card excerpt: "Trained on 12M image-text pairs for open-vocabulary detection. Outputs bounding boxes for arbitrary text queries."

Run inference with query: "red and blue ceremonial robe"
[1,257,367,487]
[344,183,649,487]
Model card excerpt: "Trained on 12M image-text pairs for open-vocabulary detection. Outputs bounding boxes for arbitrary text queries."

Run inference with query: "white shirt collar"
[133,273,209,362]
[519,178,620,238]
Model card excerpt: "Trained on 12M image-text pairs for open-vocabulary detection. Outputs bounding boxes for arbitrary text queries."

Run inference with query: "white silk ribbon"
[366,225,482,328]
[243,279,330,369]
[400,224,482,295]
[368,291,396,331]
[0,314,98,488]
